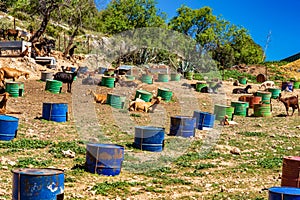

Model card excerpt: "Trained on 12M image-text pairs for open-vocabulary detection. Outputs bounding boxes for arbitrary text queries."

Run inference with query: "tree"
[98,0,167,34]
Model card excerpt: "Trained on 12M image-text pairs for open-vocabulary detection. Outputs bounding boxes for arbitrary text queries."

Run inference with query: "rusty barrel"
[281,156,300,188]
[239,95,262,109]
[85,143,125,176]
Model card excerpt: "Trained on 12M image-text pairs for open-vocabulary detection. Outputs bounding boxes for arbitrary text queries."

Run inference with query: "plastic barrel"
[157,88,173,102]
[85,143,124,176]
[42,103,68,122]
[5,81,23,97]
[41,71,54,81]
[135,90,152,102]
[239,95,262,109]
[214,104,235,121]
[231,101,249,117]
[0,115,18,141]
[107,93,126,109]
[268,88,281,99]
[253,103,272,117]
[268,187,300,200]
[294,81,300,89]
[184,72,194,80]
[281,156,300,188]
[193,111,215,130]
[282,82,294,91]
[256,91,272,104]
[12,168,64,200]
[101,76,115,88]
[196,82,207,92]
[158,74,169,82]
[170,73,180,81]
[45,80,62,94]
[238,76,247,85]
[141,74,153,84]
[169,116,196,138]
[134,126,165,152]
[256,74,266,83]
[125,75,135,81]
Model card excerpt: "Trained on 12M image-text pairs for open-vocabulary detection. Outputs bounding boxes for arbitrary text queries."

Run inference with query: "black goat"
[200,82,223,93]
[53,67,80,93]
[232,85,252,94]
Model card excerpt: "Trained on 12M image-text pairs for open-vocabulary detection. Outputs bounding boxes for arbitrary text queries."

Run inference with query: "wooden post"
[13,18,16,29]
[58,34,60,51]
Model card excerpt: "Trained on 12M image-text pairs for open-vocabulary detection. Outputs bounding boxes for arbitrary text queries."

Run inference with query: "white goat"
[259,81,275,90]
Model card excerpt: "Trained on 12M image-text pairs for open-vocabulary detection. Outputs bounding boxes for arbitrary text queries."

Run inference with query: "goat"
[200,82,222,93]
[87,89,107,104]
[278,93,299,116]
[232,85,252,94]
[233,80,239,86]
[53,67,80,93]
[0,92,22,114]
[6,29,19,41]
[0,67,30,84]
[129,95,145,111]
[129,96,162,113]
[259,81,275,90]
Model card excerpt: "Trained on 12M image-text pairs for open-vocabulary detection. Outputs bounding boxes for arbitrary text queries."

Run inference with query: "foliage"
[222,69,256,82]
[92,181,144,196]
[237,131,268,137]
[16,157,52,168]
[256,157,282,169]
[0,139,51,150]
[48,141,86,158]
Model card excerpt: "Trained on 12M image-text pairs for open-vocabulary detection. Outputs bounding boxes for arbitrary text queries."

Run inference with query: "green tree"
[98,0,167,34]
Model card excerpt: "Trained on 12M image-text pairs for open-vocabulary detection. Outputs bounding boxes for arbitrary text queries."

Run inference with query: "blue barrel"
[85,143,125,176]
[42,103,68,122]
[169,116,196,138]
[193,111,215,130]
[12,168,64,200]
[134,126,165,152]
[269,187,300,200]
[0,115,18,141]
[282,82,294,91]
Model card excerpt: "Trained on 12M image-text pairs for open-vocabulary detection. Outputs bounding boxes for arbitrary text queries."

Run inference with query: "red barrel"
[281,156,300,188]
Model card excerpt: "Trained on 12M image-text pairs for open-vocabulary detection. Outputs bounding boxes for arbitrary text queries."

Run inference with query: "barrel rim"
[284,156,300,161]
[43,102,68,105]
[171,115,196,120]
[136,89,152,95]
[158,87,171,91]
[0,114,19,121]
[268,186,300,195]
[11,168,64,175]
[135,126,165,131]
[86,143,125,149]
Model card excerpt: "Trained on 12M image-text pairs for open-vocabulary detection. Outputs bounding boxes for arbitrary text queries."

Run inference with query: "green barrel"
[45,80,63,94]
[268,88,281,99]
[293,81,300,89]
[5,82,24,97]
[196,82,207,92]
[101,76,115,88]
[184,72,194,80]
[238,76,247,85]
[256,91,272,104]
[170,73,181,81]
[254,103,272,117]
[141,74,153,84]
[126,75,135,81]
[107,93,126,109]
[231,101,249,117]
[157,88,173,102]
[135,90,152,102]
[158,74,169,82]
[214,104,235,121]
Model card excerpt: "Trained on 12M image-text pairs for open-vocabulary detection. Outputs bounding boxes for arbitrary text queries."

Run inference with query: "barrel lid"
[158,87,171,91]
[269,187,300,195]
[87,143,124,149]
[43,102,68,105]
[12,168,64,175]
[172,115,196,120]
[102,76,115,79]
[47,79,62,83]
[284,156,300,161]
[0,115,19,121]
[214,104,231,108]
[136,90,152,95]
[231,101,248,104]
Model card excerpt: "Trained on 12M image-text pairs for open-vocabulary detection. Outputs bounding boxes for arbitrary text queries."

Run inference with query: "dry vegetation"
[0,56,299,200]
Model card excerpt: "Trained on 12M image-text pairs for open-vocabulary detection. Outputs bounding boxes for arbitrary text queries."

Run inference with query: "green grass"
[48,141,86,158]
[15,157,52,168]
[237,131,268,137]
[92,181,145,196]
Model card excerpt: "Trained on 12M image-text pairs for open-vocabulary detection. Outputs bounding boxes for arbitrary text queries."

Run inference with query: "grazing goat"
[233,80,239,86]
[129,96,162,113]
[278,93,299,116]
[0,67,30,84]
[0,92,22,114]
[232,85,252,94]
[87,89,107,104]
[259,81,275,90]
[53,67,79,93]
[200,82,222,93]
[6,29,19,41]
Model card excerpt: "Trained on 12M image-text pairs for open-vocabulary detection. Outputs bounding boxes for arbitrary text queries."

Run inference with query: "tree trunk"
[63,26,79,58]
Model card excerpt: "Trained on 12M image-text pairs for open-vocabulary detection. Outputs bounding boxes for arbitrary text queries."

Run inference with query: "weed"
[183,171,205,177]
[0,139,51,150]
[256,157,282,169]
[195,163,215,170]
[130,113,141,117]
[237,131,267,137]
[16,157,52,168]
[49,141,86,158]
[152,177,191,185]
[92,181,144,196]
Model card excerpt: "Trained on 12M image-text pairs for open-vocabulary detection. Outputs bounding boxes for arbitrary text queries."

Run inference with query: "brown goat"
[129,96,162,113]
[0,67,30,84]
[278,93,299,116]
[0,92,22,114]
[87,89,107,104]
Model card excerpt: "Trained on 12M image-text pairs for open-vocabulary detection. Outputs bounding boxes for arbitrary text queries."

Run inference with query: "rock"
[230,147,241,155]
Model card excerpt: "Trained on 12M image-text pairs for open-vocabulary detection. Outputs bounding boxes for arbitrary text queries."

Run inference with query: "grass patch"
[92,181,144,196]
[183,170,205,177]
[15,157,52,168]
[256,157,282,169]
[195,163,216,170]
[49,141,86,158]
[152,177,191,186]
[0,139,51,150]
